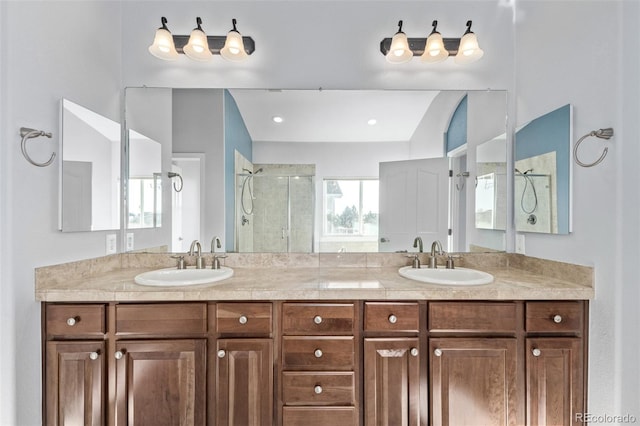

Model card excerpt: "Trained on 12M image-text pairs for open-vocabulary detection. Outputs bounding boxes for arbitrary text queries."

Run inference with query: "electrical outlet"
[126,233,134,251]
[515,234,526,254]
[106,234,117,255]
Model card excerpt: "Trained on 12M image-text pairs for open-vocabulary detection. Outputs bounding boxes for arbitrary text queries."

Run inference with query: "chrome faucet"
[210,236,227,269]
[428,240,444,269]
[211,236,222,253]
[413,236,423,253]
[189,240,204,269]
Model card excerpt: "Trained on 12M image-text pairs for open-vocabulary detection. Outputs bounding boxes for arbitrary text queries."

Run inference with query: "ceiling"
[228,89,440,143]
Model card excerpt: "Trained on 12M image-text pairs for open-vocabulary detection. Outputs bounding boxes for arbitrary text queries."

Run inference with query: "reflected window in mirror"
[127,129,162,229]
[321,179,379,253]
[59,99,121,232]
[515,104,572,234]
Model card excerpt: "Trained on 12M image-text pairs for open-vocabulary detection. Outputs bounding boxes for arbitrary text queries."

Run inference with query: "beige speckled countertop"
[35,252,594,302]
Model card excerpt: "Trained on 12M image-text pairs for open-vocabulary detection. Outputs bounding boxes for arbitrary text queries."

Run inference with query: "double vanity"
[37,251,593,425]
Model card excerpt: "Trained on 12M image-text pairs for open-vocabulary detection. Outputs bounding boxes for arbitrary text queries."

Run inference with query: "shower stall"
[514,171,553,233]
[235,165,315,253]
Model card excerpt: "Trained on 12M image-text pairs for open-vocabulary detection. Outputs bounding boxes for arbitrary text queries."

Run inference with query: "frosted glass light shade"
[148,27,179,61]
[220,31,248,61]
[184,28,213,61]
[386,32,413,64]
[454,32,484,64]
[421,32,449,63]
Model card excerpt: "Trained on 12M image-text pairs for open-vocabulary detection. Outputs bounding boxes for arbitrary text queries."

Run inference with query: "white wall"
[1,1,638,424]
[0,2,123,425]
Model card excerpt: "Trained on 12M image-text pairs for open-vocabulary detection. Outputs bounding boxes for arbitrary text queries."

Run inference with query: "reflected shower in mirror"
[514,104,572,234]
[59,99,121,232]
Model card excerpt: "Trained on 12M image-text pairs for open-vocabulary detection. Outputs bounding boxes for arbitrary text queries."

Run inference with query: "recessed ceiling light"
[272,116,284,123]
[368,118,377,126]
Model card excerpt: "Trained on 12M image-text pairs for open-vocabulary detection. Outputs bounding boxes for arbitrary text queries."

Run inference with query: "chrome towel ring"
[573,128,613,168]
[20,127,56,167]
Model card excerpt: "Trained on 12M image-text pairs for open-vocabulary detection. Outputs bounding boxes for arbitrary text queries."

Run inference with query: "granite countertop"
[35,252,594,302]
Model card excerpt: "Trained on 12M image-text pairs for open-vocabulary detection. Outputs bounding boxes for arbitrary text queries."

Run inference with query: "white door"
[379,158,450,253]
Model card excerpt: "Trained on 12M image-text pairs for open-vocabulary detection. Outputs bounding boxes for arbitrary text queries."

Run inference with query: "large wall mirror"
[124,88,508,254]
[514,104,572,234]
[59,99,121,232]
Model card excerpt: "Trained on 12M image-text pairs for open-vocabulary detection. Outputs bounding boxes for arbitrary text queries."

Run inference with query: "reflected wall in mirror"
[475,133,507,231]
[124,88,508,254]
[515,104,572,234]
[59,99,121,232]
[127,130,162,229]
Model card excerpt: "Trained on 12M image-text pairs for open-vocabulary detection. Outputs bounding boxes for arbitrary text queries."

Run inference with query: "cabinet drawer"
[429,302,518,332]
[116,303,207,336]
[216,302,272,335]
[282,303,355,335]
[526,301,584,333]
[364,302,419,332]
[46,304,106,337]
[283,407,357,426]
[283,372,355,406]
[282,336,354,370]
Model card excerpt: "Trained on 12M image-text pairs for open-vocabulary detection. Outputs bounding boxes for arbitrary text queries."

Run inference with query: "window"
[323,179,379,237]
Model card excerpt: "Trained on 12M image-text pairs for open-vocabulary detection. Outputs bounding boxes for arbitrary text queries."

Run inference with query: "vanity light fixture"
[380,19,484,64]
[148,17,255,62]
[183,17,213,61]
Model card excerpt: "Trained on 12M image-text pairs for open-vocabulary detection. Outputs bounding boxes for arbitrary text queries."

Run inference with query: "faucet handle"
[171,255,186,269]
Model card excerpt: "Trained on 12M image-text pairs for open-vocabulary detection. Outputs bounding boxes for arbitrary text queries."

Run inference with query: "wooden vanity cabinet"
[280,302,359,426]
[214,302,274,426]
[43,304,107,426]
[363,302,424,426]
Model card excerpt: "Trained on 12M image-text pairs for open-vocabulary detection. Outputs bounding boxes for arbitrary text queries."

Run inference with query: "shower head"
[254,168,263,174]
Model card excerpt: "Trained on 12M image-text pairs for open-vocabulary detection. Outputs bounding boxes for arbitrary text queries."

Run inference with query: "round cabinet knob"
[532,348,542,357]
[314,385,323,394]
[388,314,398,324]
[434,348,443,357]
[314,349,323,358]
[66,317,78,326]
[313,315,323,325]
[217,350,226,358]
[114,351,124,360]
[410,347,419,357]
[238,315,248,325]
[553,314,563,324]
[89,351,99,360]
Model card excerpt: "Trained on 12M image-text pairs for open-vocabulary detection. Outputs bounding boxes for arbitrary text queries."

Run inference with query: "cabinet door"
[430,338,519,426]
[526,338,583,426]
[364,337,421,426]
[216,338,273,426]
[45,341,105,426]
[114,339,206,426]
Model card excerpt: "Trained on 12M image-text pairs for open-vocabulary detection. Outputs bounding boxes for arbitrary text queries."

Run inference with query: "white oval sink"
[398,266,493,286]
[134,267,234,287]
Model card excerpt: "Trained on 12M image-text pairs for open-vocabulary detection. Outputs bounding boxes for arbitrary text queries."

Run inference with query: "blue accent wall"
[224,90,253,251]
[446,95,467,153]
[515,104,571,234]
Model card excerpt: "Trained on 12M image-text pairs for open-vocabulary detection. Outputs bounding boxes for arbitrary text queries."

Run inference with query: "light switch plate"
[515,234,525,254]
[106,234,117,255]
[126,233,134,251]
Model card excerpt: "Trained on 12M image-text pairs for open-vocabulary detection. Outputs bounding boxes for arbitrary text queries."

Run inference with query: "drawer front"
[282,372,355,406]
[283,407,357,426]
[526,301,584,333]
[282,336,354,370]
[216,302,272,335]
[116,303,207,336]
[46,304,106,337]
[429,302,518,333]
[364,302,419,332]
[282,303,355,335]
